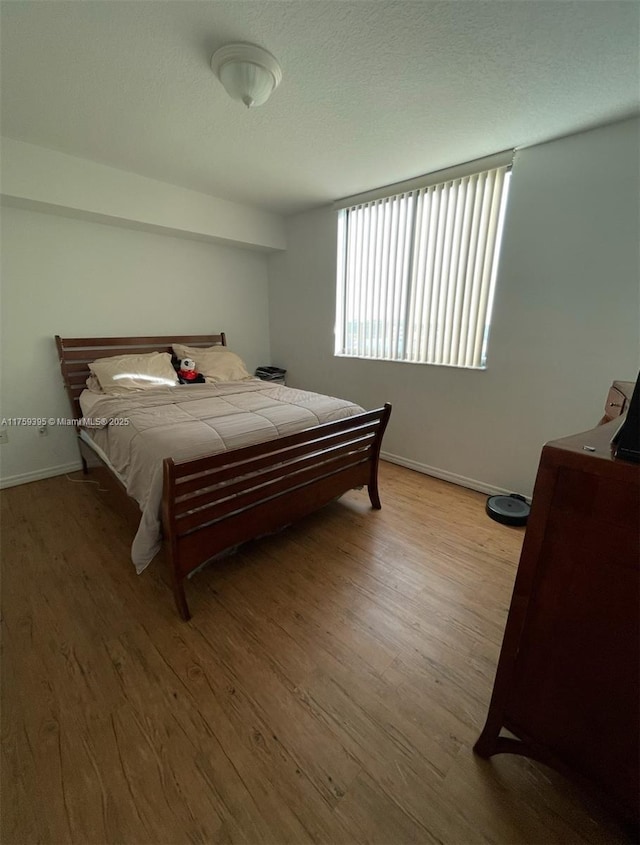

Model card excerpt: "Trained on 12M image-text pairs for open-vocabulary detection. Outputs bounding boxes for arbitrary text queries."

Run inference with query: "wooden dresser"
[475,408,640,828]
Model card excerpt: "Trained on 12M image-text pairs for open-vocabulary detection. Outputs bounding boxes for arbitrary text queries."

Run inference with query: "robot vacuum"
[486,493,530,526]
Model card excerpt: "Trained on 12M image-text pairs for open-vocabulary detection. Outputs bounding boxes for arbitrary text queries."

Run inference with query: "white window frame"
[334,154,512,369]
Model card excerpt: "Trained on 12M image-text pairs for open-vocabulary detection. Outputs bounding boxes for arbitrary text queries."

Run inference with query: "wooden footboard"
[162,404,391,620]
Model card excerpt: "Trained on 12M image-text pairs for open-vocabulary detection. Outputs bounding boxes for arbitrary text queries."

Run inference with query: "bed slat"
[175,420,382,497]
[171,409,386,481]
[175,438,375,529]
[58,334,226,349]
[174,432,376,515]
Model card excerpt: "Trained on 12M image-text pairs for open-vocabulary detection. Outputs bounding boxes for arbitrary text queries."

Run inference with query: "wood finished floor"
[1,461,631,845]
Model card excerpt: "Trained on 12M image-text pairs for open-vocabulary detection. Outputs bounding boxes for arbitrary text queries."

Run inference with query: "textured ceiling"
[1,1,638,215]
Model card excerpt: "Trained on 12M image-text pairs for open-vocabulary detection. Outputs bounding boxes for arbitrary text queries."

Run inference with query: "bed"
[55,333,391,620]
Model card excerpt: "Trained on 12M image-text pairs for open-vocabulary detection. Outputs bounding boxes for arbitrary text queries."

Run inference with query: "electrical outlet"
[38,423,48,437]
[0,428,8,444]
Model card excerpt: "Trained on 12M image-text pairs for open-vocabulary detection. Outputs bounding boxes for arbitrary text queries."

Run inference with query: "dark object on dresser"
[474,416,640,829]
[611,373,640,463]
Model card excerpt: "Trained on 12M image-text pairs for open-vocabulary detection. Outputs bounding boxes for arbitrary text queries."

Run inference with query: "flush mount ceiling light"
[211,43,282,108]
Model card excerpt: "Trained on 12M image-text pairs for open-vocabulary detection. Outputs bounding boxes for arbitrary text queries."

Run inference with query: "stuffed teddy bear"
[177,358,205,384]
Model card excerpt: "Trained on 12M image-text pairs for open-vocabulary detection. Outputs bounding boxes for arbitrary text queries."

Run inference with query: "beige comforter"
[80,380,365,572]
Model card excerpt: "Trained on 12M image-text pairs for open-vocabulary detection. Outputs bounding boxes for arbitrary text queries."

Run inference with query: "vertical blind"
[335,164,512,369]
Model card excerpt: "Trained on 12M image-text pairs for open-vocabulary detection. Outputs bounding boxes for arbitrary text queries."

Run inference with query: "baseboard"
[0,461,83,490]
[380,451,529,500]
[1,453,525,499]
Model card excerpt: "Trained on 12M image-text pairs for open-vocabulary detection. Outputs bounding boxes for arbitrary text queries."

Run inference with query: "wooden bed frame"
[55,334,392,620]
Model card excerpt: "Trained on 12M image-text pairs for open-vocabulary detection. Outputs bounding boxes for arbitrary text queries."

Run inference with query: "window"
[335,159,512,369]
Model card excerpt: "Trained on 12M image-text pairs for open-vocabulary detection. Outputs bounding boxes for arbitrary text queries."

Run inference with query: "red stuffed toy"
[177,358,205,384]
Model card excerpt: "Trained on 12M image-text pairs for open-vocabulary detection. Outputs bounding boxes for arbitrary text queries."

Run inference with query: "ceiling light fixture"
[211,43,282,109]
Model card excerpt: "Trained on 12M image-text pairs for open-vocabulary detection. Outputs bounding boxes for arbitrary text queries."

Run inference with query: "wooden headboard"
[55,333,227,419]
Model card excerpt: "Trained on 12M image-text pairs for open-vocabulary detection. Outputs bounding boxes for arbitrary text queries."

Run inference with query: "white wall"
[1,137,286,252]
[0,206,271,486]
[268,118,640,497]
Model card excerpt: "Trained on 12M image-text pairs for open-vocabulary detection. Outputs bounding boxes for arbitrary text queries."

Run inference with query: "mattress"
[79,428,127,486]
[79,379,365,572]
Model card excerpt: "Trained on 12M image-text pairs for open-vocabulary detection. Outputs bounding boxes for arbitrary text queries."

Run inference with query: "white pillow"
[89,352,178,394]
[172,344,251,383]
